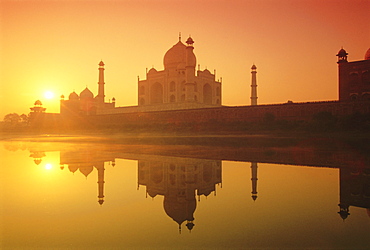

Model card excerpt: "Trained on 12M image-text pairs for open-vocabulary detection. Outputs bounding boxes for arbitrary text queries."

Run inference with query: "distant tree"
[3,113,21,125]
[20,113,29,123]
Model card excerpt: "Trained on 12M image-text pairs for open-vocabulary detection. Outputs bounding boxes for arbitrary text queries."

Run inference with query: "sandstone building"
[138,36,222,107]
[337,48,370,101]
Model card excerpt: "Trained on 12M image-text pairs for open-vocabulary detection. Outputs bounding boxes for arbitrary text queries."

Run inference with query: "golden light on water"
[44,163,53,170]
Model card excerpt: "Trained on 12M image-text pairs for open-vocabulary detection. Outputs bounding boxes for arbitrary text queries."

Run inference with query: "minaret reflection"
[338,166,370,220]
[251,162,258,201]
[137,158,222,233]
[59,149,115,205]
[96,162,105,205]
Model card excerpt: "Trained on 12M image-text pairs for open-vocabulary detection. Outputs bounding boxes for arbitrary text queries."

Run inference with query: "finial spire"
[179,32,181,41]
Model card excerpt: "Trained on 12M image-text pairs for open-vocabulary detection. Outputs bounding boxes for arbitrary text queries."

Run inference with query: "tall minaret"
[185,37,196,102]
[97,61,105,105]
[250,64,257,106]
[251,162,258,201]
[336,48,348,101]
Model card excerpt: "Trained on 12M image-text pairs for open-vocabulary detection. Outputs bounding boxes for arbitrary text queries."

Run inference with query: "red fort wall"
[87,100,370,128]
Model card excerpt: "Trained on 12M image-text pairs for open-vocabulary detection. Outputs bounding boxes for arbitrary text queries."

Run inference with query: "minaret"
[251,64,257,106]
[251,162,258,201]
[96,162,105,205]
[97,61,105,105]
[185,37,196,102]
[336,48,348,101]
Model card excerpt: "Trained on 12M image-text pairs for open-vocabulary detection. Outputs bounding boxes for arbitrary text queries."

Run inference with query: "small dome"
[80,87,94,99]
[68,165,78,173]
[203,69,211,74]
[99,61,105,66]
[79,165,93,177]
[365,48,370,60]
[251,64,257,70]
[336,48,348,57]
[69,91,79,100]
[60,94,65,99]
[148,68,157,74]
[34,100,42,106]
[186,222,195,231]
[186,36,194,45]
[147,189,157,198]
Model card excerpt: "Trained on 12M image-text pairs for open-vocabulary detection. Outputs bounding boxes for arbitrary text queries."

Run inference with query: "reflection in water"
[251,162,258,201]
[59,148,223,232]
[338,166,370,220]
[29,151,46,165]
[59,149,115,205]
[24,141,370,226]
[2,139,370,249]
[137,158,221,232]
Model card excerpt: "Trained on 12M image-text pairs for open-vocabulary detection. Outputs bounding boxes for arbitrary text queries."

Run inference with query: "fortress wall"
[88,100,370,128]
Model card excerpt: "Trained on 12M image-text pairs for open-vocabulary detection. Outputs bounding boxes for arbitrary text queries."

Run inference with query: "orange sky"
[0,0,369,117]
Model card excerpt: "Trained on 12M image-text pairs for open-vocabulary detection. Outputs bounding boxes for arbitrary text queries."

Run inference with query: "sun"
[44,91,55,99]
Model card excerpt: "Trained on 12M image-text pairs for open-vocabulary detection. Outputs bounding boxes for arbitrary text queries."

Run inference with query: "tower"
[251,162,258,201]
[185,36,196,102]
[336,48,348,63]
[96,162,105,205]
[97,61,105,105]
[337,48,348,101]
[251,64,257,106]
[30,100,46,113]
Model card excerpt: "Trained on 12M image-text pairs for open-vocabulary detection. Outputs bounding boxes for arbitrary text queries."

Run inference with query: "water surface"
[1,138,369,249]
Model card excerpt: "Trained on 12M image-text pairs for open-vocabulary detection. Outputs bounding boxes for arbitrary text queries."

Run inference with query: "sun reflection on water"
[44,163,53,170]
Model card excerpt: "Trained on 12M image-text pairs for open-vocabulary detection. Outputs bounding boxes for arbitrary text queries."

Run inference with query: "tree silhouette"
[3,113,21,125]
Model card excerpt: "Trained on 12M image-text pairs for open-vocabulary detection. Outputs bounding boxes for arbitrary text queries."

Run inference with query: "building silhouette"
[24,35,370,130]
[337,48,370,101]
[138,36,222,107]
[25,37,369,130]
[50,44,369,130]
[30,100,46,113]
[60,61,115,116]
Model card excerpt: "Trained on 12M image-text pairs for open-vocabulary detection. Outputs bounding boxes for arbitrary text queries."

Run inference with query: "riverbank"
[1,129,369,154]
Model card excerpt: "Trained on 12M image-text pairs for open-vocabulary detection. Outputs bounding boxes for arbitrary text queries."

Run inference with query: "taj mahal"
[29,35,369,130]
[60,36,228,116]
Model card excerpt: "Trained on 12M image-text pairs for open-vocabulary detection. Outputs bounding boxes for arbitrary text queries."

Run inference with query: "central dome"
[365,48,370,60]
[163,39,196,69]
[164,41,187,69]
[80,87,94,99]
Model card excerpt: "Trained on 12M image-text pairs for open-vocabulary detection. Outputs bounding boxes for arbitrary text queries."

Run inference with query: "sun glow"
[45,163,53,170]
[44,91,55,99]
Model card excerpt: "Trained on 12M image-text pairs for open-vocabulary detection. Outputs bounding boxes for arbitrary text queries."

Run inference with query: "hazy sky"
[1,0,369,117]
